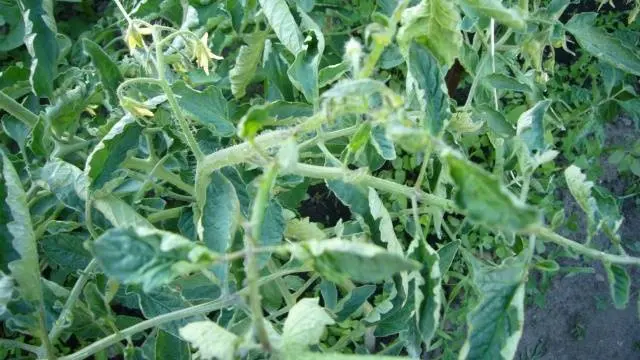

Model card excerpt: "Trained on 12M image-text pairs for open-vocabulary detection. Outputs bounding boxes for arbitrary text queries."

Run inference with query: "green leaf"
[0,2,25,51]
[290,352,410,360]
[136,287,206,337]
[477,105,515,138]
[604,263,630,309]
[287,10,325,104]
[565,13,640,77]
[564,165,597,225]
[458,0,526,30]
[19,0,59,98]
[1,151,42,302]
[282,297,335,348]
[334,285,376,321]
[319,62,349,88]
[179,320,238,360]
[398,0,462,66]
[407,42,451,136]
[41,233,92,271]
[370,126,396,160]
[82,38,123,105]
[172,81,235,137]
[291,239,421,283]
[437,240,460,274]
[460,255,527,360]
[41,160,86,212]
[45,83,93,137]
[443,151,540,232]
[89,227,209,292]
[198,170,240,254]
[285,217,327,241]
[534,259,559,272]
[155,330,191,360]
[482,74,531,93]
[257,200,285,268]
[230,32,266,98]
[0,272,13,315]
[258,0,304,55]
[86,115,142,191]
[415,239,442,346]
[516,100,551,154]
[368,188,404,255]
[238,104,272,140]
[93,194,154,228]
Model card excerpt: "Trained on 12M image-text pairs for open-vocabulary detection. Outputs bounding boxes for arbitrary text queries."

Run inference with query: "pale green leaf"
[443,151,540,232]
[407,42,451,136]
[1,151,42,302]
[458,0,526,30]
[93,195,154,228]
[135,287,207,337]
[564,165,597,223]
[285,217,327,241]
[291,239,421,283]
[604,263,630,309]
[19,0,59,98]
[516,100,551,154]
[565,13,640,76]
[370,126,396,160]
[258,0,304,55]
[398,0,462,66]
[368,188,403,255]
[283,298,335,348]
[288,352,410,360]
[85,115,142,191]
[82,38,123,105]
[0,272,13,315]
[230,32,266,99]
[319,62,349,88]
[172,81,235,137]
[460,255,527,360]
[179,321,238,360]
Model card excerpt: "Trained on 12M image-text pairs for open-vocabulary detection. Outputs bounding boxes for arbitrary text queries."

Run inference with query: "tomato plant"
[1,0,639,359]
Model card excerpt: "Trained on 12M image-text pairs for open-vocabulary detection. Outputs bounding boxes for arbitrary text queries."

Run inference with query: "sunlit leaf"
[179,320,238,360]
[258,0,304,55]
[458,0,526,30]
[282,297,335,348]
[230,32,266,98]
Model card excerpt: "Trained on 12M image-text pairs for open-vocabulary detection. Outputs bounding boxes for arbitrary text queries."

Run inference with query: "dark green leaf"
[0,2,24,51]
[437,240,460,274]
[408,42,451,136]
[198,171,240,253]
[319,63,349,88]
[155,330,191,360]
[41,233,92,271]
[82,38,123,105]
[257,200,285,268]
[334,284,376,321]
[135,287,206,337]
[172,81,234,137]
[477,105,515,138]
[444,152,540,231]
[483,74,531,93]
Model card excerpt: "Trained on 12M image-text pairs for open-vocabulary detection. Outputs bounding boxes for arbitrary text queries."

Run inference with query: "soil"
[516,117,640,359]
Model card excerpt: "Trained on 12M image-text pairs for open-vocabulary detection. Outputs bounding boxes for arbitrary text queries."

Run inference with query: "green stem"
[152,27,204,161]
[245,164,279,351]
[533,227,640,266]
[38,303,57,360]
[49,260,98,343]
[147,206,184,223]
[123,157,195,195]
[0,90,38,128]
[0,339,44,357]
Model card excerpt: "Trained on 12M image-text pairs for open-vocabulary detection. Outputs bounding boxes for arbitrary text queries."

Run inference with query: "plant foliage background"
[0,0,639,359]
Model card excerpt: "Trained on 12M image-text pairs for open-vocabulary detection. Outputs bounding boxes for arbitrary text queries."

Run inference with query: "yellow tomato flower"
[195,33,223,75]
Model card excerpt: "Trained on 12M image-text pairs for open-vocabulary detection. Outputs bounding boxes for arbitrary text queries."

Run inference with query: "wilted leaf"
[564,165,597,226]
[230,32,266,98]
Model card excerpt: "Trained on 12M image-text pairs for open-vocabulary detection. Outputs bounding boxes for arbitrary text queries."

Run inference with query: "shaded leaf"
[334,285,376,321]
[415,239,441,346]
[256,200,285,268]
[198,171,240,253]
[136,287,206,337]
[516,100,551,154]
[437,240,460,274]
[155,329,191,360]
[41,233,92,271]
[83,38,123,105]
[604,263,630,309]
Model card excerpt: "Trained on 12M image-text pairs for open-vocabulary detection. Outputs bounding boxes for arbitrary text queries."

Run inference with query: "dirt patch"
[517,117,640,359]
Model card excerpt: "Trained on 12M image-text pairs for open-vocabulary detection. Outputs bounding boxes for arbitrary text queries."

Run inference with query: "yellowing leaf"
[282,298,335,348]
[179,321,238,360]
